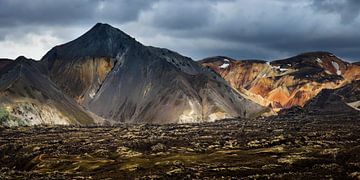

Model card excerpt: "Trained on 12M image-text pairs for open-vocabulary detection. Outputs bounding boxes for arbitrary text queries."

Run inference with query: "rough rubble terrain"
[1,113,360,179]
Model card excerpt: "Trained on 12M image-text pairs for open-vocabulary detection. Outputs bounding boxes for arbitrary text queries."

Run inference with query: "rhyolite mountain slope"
[40,23,267,124]
[0,56,96,126]
[200,52,360,111]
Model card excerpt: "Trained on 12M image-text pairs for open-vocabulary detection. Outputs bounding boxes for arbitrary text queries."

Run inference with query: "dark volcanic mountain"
[200,52,360,111]
[0,56,95,126]
[40,23,266,124]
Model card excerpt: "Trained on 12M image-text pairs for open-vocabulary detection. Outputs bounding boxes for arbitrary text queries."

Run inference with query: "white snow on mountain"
[316,58,322,64]
[332,61,341,75]
[219,63,230,69]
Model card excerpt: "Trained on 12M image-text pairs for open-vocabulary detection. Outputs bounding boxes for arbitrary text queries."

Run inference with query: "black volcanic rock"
[304,80,360,114]
[0,56,96,126]
[42,23,137,66]
[41,23,267,123]
[0,58,13,70]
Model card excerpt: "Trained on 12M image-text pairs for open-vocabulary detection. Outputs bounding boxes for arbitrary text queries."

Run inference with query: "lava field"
[1,113,360,179]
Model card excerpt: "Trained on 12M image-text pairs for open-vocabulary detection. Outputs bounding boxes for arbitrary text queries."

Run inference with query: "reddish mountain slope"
[200,52,360,111]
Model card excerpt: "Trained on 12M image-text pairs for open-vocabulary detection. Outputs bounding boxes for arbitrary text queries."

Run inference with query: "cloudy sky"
[0,0,360,61]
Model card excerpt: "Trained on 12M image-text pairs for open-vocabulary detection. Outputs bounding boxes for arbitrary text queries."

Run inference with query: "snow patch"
[272,65,287,72]
[89,90,96,99]
[223,58,230,62]
[331,61,341,75]
[219,63,230,69]
[316,58,322,64]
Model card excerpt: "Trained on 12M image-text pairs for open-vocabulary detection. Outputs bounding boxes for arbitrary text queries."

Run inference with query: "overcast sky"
[0,0,359,61]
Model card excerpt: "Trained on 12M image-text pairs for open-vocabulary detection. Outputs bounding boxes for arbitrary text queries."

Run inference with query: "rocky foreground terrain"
[1,113,360,179]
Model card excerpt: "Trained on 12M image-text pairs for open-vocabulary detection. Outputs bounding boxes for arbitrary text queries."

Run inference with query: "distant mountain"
[200,52,360,111]
[39,23,266,124]
[0,56,96,126]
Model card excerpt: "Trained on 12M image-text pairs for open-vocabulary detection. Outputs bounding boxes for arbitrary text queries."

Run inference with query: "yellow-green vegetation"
[0,106,25,126]
[0,107,10,123]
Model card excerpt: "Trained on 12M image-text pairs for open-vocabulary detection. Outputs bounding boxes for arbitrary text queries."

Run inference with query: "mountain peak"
[15,56,30,62]
[93,22,112,28]
[85,23,134,41]
[89,23,127,36]
[42,23,140,61]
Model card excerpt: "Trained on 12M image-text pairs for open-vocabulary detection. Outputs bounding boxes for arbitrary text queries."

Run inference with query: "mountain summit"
[43,23,138,66]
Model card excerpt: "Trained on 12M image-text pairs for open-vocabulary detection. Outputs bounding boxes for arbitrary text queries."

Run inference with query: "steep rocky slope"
[200,52,360,111]
[41,23,267,124]
[0,56,96,126]
[0,59,13,70]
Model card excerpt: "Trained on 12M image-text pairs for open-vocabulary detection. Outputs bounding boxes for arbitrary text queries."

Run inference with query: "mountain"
[200,52,360,111]
[40,23,267,124]
[0,56,96,126]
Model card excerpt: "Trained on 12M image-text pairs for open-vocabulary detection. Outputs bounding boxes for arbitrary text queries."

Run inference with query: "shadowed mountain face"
[40,23,266,124]
[0,56,95,126]
[0,59,13,70]
[304,80,360,114]
[200,52,360,111]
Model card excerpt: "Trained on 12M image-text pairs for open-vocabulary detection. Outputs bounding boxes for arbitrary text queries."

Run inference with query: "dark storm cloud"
[146,0,360,61]
[0,0,153,27]
[312,0,360,24]
[0,0,359,61]
[0,0,93,27]
[146,1,214,30]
